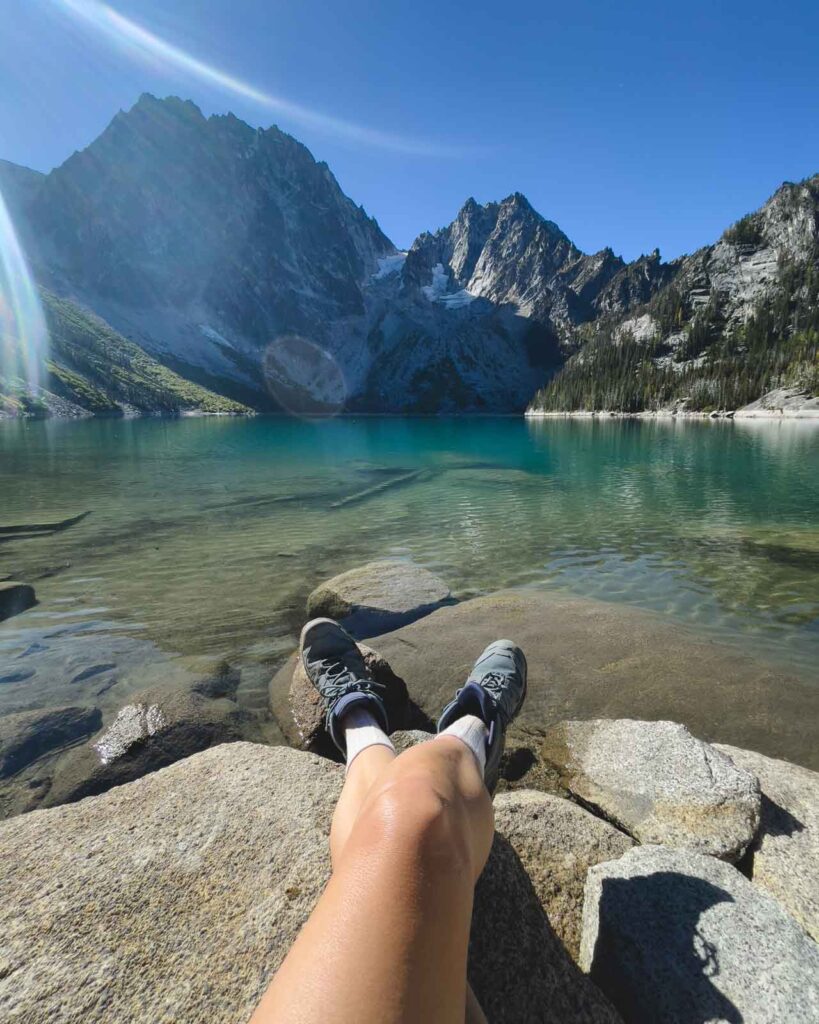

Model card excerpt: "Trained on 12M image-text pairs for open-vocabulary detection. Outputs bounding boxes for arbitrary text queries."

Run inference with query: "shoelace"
[468,670,515,725]
[311,656,371,700]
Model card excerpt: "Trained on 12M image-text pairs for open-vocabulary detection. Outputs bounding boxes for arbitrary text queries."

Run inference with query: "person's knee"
[362,770,475,877]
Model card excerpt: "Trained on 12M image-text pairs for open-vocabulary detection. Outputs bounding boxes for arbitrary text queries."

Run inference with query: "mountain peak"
[502,191,533,210]
[131,93,205,121]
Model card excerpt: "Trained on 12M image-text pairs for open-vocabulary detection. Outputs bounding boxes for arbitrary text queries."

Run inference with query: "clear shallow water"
[1,415,817,711]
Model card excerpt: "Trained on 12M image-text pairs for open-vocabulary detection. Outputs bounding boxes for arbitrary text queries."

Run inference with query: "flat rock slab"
[542,720,761,861]
[0,581,36,622]
[365,590,819,770]
[0,742,621,1024]
[493,790,634,961]
[580,845,819,1024]
[717,743,819,940]
[306,560,451,637]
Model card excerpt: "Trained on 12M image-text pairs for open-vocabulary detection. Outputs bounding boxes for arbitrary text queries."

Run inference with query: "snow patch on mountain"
[372,252,408,279]
[422,263,449,300]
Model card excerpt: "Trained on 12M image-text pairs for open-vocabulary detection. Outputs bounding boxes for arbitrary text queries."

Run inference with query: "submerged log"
[0,511,90,537]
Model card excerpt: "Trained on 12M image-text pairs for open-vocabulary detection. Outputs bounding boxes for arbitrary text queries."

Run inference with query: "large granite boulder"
[365,590,819,770]
[580,845,819,1024]
[0,705,101,778]
[541,720,761,861]
[470,832,622,1024]
[41,664,266,807]
[0,580,36,621]
[306,560,451,637]
[271,643,433,758]
[0,742,621,1024]
[717,743,819,940]
[493,790,634,961]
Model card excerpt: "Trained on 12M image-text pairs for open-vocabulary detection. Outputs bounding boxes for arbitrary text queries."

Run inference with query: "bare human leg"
[250,734,493,1024]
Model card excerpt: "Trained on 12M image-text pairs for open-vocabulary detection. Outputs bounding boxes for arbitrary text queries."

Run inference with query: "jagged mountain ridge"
[2,94,815,415]
[3,94,672,413]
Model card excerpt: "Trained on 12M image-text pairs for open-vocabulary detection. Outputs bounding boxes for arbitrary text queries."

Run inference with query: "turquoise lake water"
[1,415,817,711]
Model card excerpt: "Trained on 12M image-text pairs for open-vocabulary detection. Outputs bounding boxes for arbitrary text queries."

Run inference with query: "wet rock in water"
[0,705,101,778]
[580,845,819,1024]
[0,581,36,622]
[306,560,452,637]
[274,642,430,759]
[42,664,263,807]
[716,743,819,940]
[0,742,622,1024]
[493,790,634,962]
[541,719,761,861]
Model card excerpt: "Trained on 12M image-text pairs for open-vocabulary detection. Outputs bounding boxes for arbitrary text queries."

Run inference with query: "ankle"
[340,705,394,771]
[437,714,488,778]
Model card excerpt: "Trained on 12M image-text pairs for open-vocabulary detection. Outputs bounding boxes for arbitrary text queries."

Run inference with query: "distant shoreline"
[525,408,819,421]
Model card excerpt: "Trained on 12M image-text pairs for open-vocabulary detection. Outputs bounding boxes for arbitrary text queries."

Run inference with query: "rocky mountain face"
[2,94,816,415]
[10,94,395,410]
[530,176,819,413]
[0,159,44,219]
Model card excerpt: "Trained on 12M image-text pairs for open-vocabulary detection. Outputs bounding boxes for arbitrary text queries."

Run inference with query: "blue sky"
[2,0,818,260]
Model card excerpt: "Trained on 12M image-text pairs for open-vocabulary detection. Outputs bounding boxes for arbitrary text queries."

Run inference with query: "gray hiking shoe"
[300,617,390,753]
[437,639,527,794]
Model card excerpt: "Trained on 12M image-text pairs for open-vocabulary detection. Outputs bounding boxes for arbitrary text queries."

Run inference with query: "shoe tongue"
[459,681,497,726]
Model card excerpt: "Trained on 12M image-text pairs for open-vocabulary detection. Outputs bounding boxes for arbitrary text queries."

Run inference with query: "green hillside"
[0,291,252,417]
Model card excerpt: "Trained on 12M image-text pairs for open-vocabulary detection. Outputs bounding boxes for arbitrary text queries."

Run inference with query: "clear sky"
[2,0,818,260]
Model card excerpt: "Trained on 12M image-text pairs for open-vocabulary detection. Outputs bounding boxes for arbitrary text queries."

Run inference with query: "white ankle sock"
[341,705,394,771]
[438,714,488,777]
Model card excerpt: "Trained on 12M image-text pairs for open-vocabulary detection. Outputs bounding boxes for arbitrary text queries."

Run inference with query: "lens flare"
[53,0,472,157]
[263,335,347,417]
[0,188,49,401]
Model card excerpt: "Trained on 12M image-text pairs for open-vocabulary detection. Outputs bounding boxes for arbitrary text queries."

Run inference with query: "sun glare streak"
[0,189,48,398]
[53,0,472,157]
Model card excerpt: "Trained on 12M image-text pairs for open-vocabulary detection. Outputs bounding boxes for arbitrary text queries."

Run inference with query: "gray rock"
[366,590,819,771]
[41,665,264,808]
[306,560,451,637]
[496,727,567,797]
[391,728,434,753]
[493,790,634,961]
[716,743,819,940]
[0,580,36,621]
[0,705,101,778]
[471,832,622,1024]
[541,719,761,861]
[580,845,819,1024]
[0,742,621,1024]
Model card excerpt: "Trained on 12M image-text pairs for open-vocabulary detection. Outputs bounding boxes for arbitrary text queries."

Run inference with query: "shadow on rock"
[588,873,741,1024]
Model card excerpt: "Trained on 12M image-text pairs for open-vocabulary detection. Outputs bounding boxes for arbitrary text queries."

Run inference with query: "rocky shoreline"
[525,385,819,420]
[0,559,816,1021]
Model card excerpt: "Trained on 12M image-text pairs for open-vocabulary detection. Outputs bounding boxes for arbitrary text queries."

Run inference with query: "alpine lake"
[1,414,817,755]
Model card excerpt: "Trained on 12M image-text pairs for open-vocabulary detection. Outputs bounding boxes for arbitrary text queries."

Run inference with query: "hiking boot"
[300,617,390,753]
[437,639,527,794]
